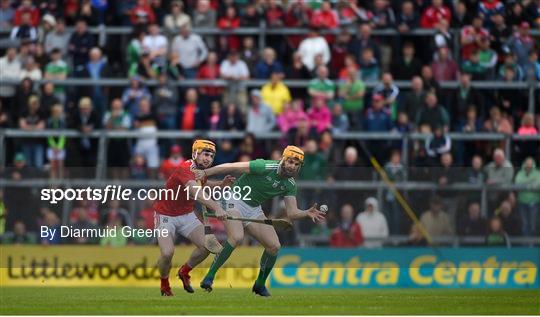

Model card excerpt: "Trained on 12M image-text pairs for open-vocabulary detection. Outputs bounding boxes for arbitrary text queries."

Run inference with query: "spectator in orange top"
[420,0,451,29]
[330,204,363,247]
[159,144,185,180]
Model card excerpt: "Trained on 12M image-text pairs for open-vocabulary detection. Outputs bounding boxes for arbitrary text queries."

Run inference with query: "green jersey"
[233,159,297,207]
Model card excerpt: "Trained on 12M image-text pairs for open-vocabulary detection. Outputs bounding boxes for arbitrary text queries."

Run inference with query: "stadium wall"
[1,246,538,289]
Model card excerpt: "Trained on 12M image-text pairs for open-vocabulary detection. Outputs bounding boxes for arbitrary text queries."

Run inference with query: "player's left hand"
[192,169,206,180]
[221,175,236,187]
[306,203,326,223]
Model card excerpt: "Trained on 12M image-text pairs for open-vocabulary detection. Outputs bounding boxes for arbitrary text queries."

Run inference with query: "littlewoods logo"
[7,256,160,280]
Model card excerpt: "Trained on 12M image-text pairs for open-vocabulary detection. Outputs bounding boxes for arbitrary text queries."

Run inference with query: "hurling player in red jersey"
[153,139,234,296]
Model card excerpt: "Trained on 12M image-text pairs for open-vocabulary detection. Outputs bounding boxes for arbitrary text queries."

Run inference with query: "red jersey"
[153,160,205,216]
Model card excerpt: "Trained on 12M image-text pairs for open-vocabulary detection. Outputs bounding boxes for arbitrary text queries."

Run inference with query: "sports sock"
[160,277,170,288]
[180,263,192,275]
[205,241,235,280]
[254,250,277,287]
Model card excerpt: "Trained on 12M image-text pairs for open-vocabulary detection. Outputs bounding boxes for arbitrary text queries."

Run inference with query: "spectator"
[196,51,222,106]
[153,74,178,130]
[163,0,190,33]
[364,94,393,132]
[460,16,489,61]
[452,73,483,128]
[496,199,522,236]
[214,140,237,165]
[192,0,216,48]
[311,0,339,30]
[477,36,498,78]
[180,88,206,131]
[425,126,451,160]
[459,201,488,236]
[286,51,312,81]
[506,22,534,69]
[159,144,184,180]
[171,25,208,79]
[219,51,249,106]
[298,139,327,206]
[68,97,101,172]
[331,104,349,134]
[483,106,513,135]
[130,0,155,26]
[284,1,312,47]
[238,133,266,160]
[406,223,428,246]
[10,12,38,41]
[3,221,36,244]
[420,0,452,29]
[164,51,184,80]
[330,146,365,208]
[217,6,241,51]
[240,3,262,27]
[401,76,425,124]
[517,113,539,135]
[383,150,405,233]
[78,47,110,117]
[485,148,514,185]
[44,18,70,56]
[18,95,45,168]
[498,53,524,81]
[330,204,363,247]
[515,157,540,235]
[129,50,158,79]
[142,23,167,66]
[130,153,149,180]
[468,155,486,185]
[356,197,389,248]
[127,30,146,70]
[0,99,10,128]
[261,72,292,115]
[40,210,61,245]
[240,36,259,74]
[265,0,285,28]
[308,65,335,103]
[287,116,317,149]
[207,101,221,131]
[420,196,454,239]
[338,65,365,129]
[13,78,34,121]
[391,42,421,80]
[307,97,332,134]
[0,0,15,29]
[121,76,152,118]
[103,98,132,179]
[396,1,419,33]
[431,46,458,82]
[485,217,510,247]
[100,219,128,247]
[348,23,381,66]
[0,48,21,110]
[68,19,94,68]
[297,26,330,72]
[421,65,441,97]
[370,0,396,29]
[218,102,244,131]
[358,47,380,81]
[19,56,41,81]
[524,50,540,81]
[254,47,283,79]
[246,89,275,134]
[44,48,69,106]
[277,100,308,134]
[46,104,66,179]
[133,98,159,172]
[415,92,450,133]
[373,72,399,119]
[331,30,353,78]
[490,13,512,57]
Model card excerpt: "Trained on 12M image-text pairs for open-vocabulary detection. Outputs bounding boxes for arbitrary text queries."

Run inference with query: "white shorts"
[154,211,202,239]
[135,143,160,168]
[47,148,66,161]
[225,198,263,227]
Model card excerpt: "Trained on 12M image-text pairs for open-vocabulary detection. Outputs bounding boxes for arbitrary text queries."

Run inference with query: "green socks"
[205,241,235,280]
[254,250,278,287]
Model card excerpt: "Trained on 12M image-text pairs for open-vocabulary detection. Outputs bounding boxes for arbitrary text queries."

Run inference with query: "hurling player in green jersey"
[194,145,326,296]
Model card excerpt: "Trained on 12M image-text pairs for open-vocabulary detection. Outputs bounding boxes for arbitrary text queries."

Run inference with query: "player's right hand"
[214,208,228,220]
[193,169,206,180]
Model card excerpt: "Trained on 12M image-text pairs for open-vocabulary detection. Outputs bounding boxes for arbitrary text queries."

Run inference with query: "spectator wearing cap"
[420,0,451,29]
[38,14,56,42]
[68,19,95,68]
[163,0,190,33]
[506,22,535,69]
[356,197,389,248]
[44,18,70,56]
[13,0,39,27]
[460,16,489,61]
[420,196,454,240]
[254,48,283,79]
[246,89,276,134]
[261,72,291,115]
[159,145,185,180]
[298,27,330,72]
[10,11,37,42]
[142,23,168,66]
[170,25,208,79]
[330,204,363,248]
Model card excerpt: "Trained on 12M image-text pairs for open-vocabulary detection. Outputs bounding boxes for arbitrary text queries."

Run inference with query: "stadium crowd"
[0,0,539,246]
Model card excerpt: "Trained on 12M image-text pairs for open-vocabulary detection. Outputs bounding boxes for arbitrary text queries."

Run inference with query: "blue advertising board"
[269,248,540,288]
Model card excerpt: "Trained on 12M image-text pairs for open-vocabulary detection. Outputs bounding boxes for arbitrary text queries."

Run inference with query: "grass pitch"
[1,287,539,315]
